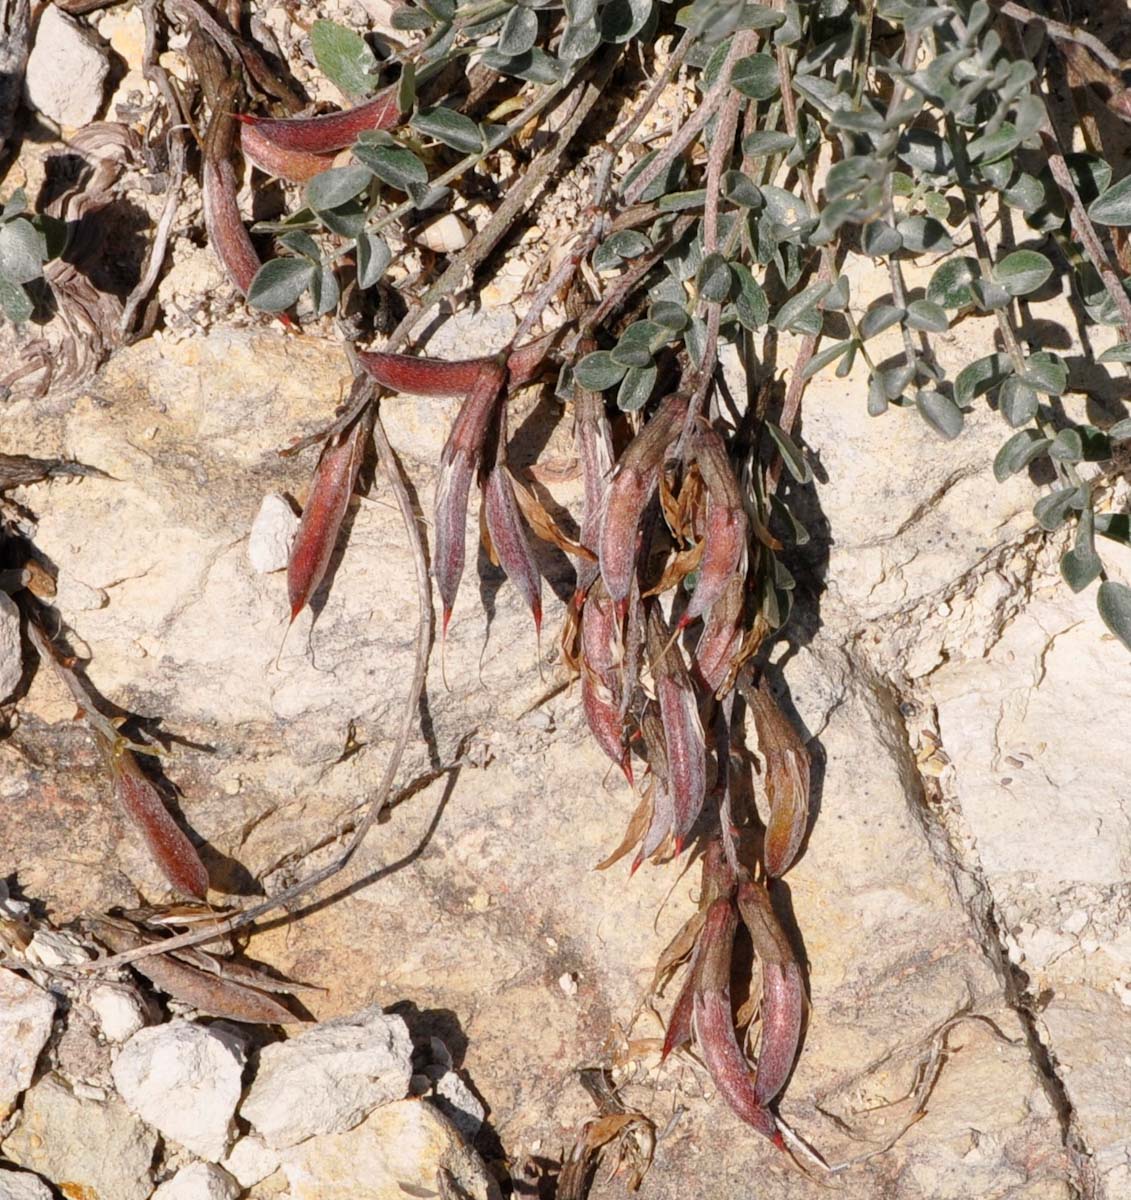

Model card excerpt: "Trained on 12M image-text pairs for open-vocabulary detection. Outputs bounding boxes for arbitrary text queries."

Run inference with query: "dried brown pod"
[434,361,507,635]
[743,676,811,877]
[91,921,303,1024]
[692,898,783,1147]
[736,879,804,1105]
[646,606,706,853]
[573,379,614,597]
[598,394,688,604]
[0,453,108,491]
[287,405,373,623]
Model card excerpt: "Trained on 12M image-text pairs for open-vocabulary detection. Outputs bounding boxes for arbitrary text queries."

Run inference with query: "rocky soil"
[2,3,1131,1199]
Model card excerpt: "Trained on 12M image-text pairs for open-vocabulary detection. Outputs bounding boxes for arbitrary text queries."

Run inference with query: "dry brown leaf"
[595,785,653,870]
[510,472,595,560]
[643,539,705,598]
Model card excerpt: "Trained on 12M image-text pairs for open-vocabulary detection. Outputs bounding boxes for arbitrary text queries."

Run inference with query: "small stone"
[241,1005,412,1149]
[0,969,56,1119]
[111,1020,246,1161]
[222,1134,280,1189]
[26,929,90,968]
[248,494,300,574]
[1062,910,1089,936]
[2,1073,157,1200]
[558,972,578,997]
[0,592,22,703]
[151,1162,239,1200]
[280,1099,501,1200]
[24,7,110,128]
[0,1168,53,1200]
[88,982,148,1042]
[431,1069,485,1139]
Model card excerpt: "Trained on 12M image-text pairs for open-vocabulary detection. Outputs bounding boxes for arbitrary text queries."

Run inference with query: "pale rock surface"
[279,1099,502,1200]
[0,969,55,1119]
[2,1072,157,1200]
[222,1134,280,1189]
[26,928,89,967]
[111,1020,246,1161]
[87,982,148,1042]
[0,592,20,701]
[24,7,109,128]
[241,1005,413,1148]
[248,494,300,574]
[151,1162,240,1200]
[430,1068,485,1139]
[0,1170,52,1200]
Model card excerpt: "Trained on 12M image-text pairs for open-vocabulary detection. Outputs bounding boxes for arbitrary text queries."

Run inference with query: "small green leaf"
[278,231,321,259]
[732,53,779,100]
[1109,418,1131,440]
[993,429,1051,482]
[1048,428,1084,462]
[905,299,949,332]
[771,280,829,333]
[318,198,369,237]
[247,257,315,312]
[352,143,428,192]
[1,187,28,220]
[498,5,539,54]
[861,220,902,257]
[1018,350,1068,396]
[0,272,32,322]
[309,261,340,317]
[1098,341,1131,364]
[927,257,981,308]
[1096,513,1131,545]
[650,300,688,331]
[916,390,964,440]
[998,377,1038,427]
[1060,505,1102,593]
[698,252,732,302]
[722,171,762,208]
[896,215,953,254]
[1088,175,1131,227]
[955,352,1012,405]
[801,339,853,379]
[310,19,380,98]
[411,106,483,153]
[765,420,811,483]
[575,351,627,390]
[0,218,44,284]
[616,363,657,412]
[858,304,904,341]
[305,166,373,213]
[742,130,794,157]
[1034,486,1084,531]
[356,232,391,288]
[732,263,768,330]
[1097,581,1131,651]
[993,249,1054,296]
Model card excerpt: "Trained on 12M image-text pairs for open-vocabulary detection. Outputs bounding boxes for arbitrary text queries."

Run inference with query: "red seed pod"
[580,580,630,778]
[598,394,688,603]
[693,899,783,1147]
[692,574,745,696]
[483,409,542,634]
[634,704,672,868]
[102,740,210,900]
[239,121,337,182]
[745,678,810,877]
[661,938,700,1059]
[505,327,562,389]
[736,879,803,1105]
[287,410,372,623]
[647,606,706,852]
[233,87,401,154]
[358,351,489,397]
[202,156,262,300]
[681,429,747,628]
[434,362,507,632]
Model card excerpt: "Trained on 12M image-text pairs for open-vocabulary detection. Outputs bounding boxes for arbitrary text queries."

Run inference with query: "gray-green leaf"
[1097,580,1131,651]
[0,218,44,284]
[617,363,657,412]
[998,377,1038,427]
[905,299,949,332]
[310,19,380,98]
[575,351,627,390]
[498,5,539,55]
[765,420,811,482]
[1088,175,1131,227]
[927,257,981,308]
[306,166,373,213]
[993,429,1051,482]
[993,249,1054,296]
[411,107,483,153]
[247,257,315,312]
[916,390,964,440]
[732,53,779,100]
[352,143,428,192]
[356,232,391,288]
[0,272,33,322]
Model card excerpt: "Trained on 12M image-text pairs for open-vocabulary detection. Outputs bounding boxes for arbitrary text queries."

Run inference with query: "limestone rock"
[0,969,55,1119]
[24,7,109,128]
[151,1163,239,1200]
[0,592,20,702]
[0,1169,53,1200]
[221,1134,280,1189]
[241,1006,412,1149]
[280,1099,502,1200]
[248,494,299,574]
[2,1073,157,1200]
[111,1020,246,1161]
[430,1069,485,1140]
[87,982,148,1043]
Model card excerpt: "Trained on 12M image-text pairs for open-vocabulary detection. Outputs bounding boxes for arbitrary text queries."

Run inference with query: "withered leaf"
[595,785,653,870]
[510,471,595,561]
